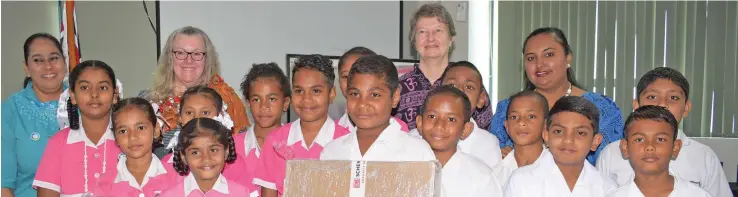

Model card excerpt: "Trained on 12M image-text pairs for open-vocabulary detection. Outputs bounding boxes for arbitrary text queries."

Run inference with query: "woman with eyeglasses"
[140,26,250,158]
[2,33,68,197]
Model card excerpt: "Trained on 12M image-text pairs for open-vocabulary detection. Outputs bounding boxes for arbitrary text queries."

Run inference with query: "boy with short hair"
[505,96,617,196]
[596,67,731,197]
[606,105,710,197]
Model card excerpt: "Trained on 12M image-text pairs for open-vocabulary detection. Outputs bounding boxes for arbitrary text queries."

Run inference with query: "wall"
[402,1,469,62]
[1,1,59,99]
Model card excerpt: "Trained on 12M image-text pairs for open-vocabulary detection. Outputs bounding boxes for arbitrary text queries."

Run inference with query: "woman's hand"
[2,188,15,197]
[501,146,513,158]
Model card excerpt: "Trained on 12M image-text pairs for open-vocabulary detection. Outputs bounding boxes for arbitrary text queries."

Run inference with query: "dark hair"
[348,55,399,93]
[420,85,472,122]
[522,27,582,90]
[172,118,237,175]
[546,96,600,134]
[338,47,377,71]
[241,62,291,99]
[67,60,119,130]
[291,54,335,86]
[112,97,163,149]
[23,33,64,62]
[636,67,690,101]
[180,85,224,114]
[23,77,32,88]
[440,61,483,87]
[624,105,679,141]
[507,90,550,119]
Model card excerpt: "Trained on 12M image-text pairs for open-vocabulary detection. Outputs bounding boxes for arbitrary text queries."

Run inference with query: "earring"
[567,64,571,68]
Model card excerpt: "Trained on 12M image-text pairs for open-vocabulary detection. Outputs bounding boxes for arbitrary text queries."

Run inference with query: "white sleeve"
[503,173,520,197]
[480,174,503,196]
[703,151,732,197]
[596,143,615,175]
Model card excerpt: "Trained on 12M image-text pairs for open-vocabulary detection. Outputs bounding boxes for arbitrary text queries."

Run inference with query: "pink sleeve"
[393,117,410,132]
[32,133,64,192]
[252,129,280,190]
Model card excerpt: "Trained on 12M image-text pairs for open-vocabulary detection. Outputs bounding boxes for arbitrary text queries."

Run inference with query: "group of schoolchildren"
[28,45,729,197]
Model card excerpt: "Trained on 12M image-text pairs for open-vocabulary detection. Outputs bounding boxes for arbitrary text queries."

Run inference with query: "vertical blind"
[494,1,738,137]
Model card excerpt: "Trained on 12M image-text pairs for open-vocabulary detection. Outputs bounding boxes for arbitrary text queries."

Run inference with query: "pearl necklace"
[82,138,107,196]
[536,83,572,97]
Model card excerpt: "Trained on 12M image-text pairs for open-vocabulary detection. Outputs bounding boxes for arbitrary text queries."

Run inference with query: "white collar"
[442,151,463,172]
[287,116,336,149]
[337,113,353,128]
[66,120,115,147]
[349,118,405,153]
[244,126,260,157]
[541,151,598,189]
[676,129,691,146]
[184,173,230,196]
[114,154,168,189]
[625,169,680,196]
[502,146,548,169]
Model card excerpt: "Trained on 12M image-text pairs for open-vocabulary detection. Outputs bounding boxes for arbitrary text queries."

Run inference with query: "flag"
[59,0,81,71]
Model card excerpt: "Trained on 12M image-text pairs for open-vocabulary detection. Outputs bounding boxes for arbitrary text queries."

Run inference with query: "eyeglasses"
[172,50,206,61]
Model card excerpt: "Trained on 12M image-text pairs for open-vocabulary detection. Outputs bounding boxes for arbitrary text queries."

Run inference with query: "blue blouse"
[489,92,624,165]
[1,83,66,197]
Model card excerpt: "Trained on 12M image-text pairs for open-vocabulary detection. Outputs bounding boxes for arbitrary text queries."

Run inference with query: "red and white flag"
[59,0,81,71]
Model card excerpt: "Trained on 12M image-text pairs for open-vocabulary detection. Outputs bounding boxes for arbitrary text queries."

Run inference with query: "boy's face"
[543,112,602,166]
[620,119,682,175]
[339,55,360,97]
[441,66,487,109]
[416,94,474,153]
[247,77,290,129]
[346,73,400,130]
[504,97,546,146]
[292,69,336,122]
[634,79,691,122]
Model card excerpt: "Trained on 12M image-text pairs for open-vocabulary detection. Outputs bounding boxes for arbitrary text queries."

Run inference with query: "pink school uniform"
[253,116,350,196]
[232,126,266,196]
[335,113,410,132]
[159,173,250,197]
[93,155,174,197]
[33,126,121,195]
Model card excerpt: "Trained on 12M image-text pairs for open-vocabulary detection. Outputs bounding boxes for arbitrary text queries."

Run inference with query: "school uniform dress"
[504,151,617,197]
[233,126,266,197]
[1,83,66,197]
[159,174,250,197]
[336,112,411,132]
[93,155,173,197]
[606,172,712,197]
[440,152,503,197]
[320,118,435,161]
[33,126,121,195]
[596,130,731,197]
[409,119,501,168]
[491,148,549,188]
[252,116,350,196]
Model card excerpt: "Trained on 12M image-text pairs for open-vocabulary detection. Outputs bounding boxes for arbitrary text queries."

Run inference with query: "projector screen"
[160,1,401,122]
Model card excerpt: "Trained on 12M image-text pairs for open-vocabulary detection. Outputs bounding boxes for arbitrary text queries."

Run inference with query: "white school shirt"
[596,130,731,197]
[491,148,549,188]
[320,118,435,161]
[504,151,617,197]
[440,151,503,197]
[606,171,712,197]
[408,120,501,168]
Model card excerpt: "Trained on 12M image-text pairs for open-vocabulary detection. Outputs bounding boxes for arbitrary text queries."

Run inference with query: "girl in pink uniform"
[160,118,249,196]
[33,60,123,196]
[93,97,175,197]
[253,55,350,197]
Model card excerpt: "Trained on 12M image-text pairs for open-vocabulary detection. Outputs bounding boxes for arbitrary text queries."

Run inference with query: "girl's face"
[70,68,117,120]
[181,133,227,182]
[180,94,219,126]
[114,106,160,159]
[247,77,290,129]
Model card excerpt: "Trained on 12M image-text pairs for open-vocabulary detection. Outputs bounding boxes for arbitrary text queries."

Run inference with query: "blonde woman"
[141,26,250,147]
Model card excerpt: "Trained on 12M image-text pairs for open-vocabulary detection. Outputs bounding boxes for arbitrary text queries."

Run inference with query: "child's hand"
[501,146,513,158]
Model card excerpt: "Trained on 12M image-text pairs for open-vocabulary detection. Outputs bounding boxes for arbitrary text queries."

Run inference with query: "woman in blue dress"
[489,27,624,165]
[2,33,67,197]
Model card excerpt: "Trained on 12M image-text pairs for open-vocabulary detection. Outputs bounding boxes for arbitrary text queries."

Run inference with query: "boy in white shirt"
[596,67,731,197]
[505,96,617,197]
[492,90,550,187]
[606,105,711,197]
[320,55,435,161]
[417,85,502,197]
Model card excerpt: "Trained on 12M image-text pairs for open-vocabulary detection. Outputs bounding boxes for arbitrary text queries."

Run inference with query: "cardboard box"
[283,160,442,197]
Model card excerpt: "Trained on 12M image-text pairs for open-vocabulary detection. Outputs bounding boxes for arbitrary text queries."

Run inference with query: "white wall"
[1,1,59,99]
[402,1,469,62]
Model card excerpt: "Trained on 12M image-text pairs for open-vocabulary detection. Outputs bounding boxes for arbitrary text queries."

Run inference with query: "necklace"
[82,135,107,197]
[535,82,572,97]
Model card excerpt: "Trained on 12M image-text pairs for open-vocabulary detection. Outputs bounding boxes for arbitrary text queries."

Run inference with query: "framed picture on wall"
[284,54,419,121]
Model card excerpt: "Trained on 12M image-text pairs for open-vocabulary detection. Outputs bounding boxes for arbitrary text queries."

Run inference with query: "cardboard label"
[349,160,367,196]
